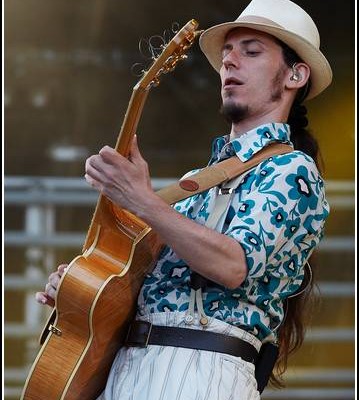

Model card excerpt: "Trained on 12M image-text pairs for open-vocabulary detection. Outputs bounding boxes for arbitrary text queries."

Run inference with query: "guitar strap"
[156,143,293,204]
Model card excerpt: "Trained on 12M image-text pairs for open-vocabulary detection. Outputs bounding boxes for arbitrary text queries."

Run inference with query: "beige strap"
[156,143,292,205]
[204,171,249,230]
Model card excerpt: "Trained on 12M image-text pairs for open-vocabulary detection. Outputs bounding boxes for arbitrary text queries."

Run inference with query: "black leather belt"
[125,321,259,364]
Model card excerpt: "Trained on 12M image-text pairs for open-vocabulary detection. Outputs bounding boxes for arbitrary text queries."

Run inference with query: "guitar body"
[22,198,163,400]
[21,19,200,400]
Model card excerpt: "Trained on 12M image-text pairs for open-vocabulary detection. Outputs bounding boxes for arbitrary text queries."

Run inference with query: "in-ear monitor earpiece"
[290,62,302,82]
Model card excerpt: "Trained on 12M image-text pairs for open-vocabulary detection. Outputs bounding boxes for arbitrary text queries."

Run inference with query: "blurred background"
[4,0,355,399]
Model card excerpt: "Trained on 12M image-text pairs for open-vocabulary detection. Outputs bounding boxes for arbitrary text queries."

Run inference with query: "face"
[220,28,289,123]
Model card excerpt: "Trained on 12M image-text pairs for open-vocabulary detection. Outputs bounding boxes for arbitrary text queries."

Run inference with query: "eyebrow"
[222,38,265,51]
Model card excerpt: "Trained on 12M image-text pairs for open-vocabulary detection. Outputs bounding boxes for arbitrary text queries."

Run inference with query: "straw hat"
[199,0,332,100]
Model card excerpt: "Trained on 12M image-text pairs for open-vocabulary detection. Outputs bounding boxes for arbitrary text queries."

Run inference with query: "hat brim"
[199,21,332,100]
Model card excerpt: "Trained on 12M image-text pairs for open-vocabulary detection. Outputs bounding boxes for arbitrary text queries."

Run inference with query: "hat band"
[235,15,284,29]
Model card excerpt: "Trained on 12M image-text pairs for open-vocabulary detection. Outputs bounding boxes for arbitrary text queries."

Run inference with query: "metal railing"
[4,176,355,400]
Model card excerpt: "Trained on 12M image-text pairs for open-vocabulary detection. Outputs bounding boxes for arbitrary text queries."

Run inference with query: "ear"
[285,62,310,91]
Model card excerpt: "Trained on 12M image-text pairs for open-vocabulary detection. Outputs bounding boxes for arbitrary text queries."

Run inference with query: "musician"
[36,0,332,398]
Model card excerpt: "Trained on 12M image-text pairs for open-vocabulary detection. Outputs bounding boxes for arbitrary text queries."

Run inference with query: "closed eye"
[245,51,260,56]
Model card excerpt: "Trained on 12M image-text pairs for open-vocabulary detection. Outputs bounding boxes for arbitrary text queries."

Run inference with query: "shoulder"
[255,150,321,181]
[266,150,317,169]
[240,150,327,207]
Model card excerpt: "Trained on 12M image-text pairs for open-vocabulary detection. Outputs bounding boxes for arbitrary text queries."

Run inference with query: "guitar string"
[131,22,180,78]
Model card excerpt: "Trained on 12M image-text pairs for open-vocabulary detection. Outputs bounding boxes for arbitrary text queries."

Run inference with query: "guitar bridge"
[48,324,62,336]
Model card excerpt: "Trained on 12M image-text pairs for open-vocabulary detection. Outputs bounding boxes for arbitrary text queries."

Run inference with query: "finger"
[57,264,69,275]
[86,154,105,172]
[99,146,123,165]
[48,272,62,289]
[35,291,48,304]
[84,172,102,190]
[85,154,117,188]
[45,281,56,293]
[35,292,55,307]
[85,155,108,178]
[45,283,57,300]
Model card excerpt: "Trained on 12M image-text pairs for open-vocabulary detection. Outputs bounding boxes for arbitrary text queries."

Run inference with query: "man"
[36,0,332,398]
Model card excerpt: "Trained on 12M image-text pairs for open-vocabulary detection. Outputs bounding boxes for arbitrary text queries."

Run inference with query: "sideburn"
[270,64,288,102]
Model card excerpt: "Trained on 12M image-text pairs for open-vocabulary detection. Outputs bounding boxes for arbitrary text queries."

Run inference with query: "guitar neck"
[83,85,149,252]
[115,85,149,157]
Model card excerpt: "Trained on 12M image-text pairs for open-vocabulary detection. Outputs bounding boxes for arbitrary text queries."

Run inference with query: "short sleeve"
[224,151,329,281]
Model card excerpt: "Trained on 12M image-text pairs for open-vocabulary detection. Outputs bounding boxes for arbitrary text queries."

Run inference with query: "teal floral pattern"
[137,123,329,341]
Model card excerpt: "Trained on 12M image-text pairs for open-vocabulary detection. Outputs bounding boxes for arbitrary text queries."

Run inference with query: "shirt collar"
[209,123,293,164]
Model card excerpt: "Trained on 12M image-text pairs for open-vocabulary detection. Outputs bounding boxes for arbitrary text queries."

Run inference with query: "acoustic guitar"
[21,19,200,400]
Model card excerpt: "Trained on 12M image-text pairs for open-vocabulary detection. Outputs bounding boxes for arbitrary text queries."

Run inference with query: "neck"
[229,107,290,140]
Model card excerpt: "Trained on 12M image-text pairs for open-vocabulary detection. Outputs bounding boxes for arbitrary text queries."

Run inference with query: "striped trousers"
[97,312,261,400]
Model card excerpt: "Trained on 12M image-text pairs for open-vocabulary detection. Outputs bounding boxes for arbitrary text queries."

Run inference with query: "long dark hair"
[279,40,324,172]
[269,40,323,387]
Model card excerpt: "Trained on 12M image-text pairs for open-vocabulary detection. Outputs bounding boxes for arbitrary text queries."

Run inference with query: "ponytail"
[275,38,324,172]
[287,103,324,173]
[269,39,325,388]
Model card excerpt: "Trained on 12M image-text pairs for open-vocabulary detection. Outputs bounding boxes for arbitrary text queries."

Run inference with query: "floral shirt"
[137,123,329,341]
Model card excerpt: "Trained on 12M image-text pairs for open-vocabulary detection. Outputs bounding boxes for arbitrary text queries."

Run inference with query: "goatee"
[220,101,249,124]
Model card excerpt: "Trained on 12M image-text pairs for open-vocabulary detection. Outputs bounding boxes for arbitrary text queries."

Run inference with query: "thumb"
[129,135,144,163]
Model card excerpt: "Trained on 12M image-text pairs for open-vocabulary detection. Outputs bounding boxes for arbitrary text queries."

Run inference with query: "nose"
[222,49,239,70]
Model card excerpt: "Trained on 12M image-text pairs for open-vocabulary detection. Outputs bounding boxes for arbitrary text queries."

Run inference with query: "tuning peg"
[150,77,160,87]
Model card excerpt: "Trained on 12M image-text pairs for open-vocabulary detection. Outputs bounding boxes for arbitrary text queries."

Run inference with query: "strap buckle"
[218,188,234,195]
[125,321,153,348]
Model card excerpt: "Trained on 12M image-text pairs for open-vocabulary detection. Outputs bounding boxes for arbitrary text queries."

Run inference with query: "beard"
[220,100,249,124]
[220,66,286,124]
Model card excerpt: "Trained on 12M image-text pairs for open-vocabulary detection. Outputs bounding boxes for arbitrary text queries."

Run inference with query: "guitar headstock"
[135,19,201,90]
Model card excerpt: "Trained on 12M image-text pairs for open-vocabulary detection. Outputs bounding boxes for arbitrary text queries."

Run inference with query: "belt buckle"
[126,321,153,348]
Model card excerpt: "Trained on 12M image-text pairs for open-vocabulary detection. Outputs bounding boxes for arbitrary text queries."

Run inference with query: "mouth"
[223,77,243,89]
